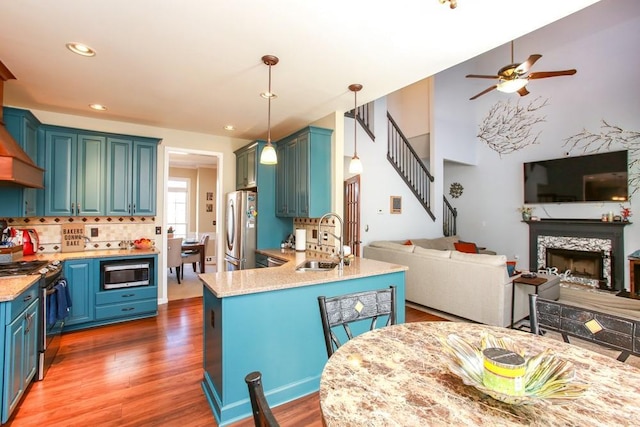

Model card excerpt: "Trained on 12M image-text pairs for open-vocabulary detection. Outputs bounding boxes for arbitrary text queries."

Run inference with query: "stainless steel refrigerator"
[224,190,257,271]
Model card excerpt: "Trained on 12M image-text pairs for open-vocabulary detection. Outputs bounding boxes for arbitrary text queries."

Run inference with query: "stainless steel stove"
[0,259,64,381]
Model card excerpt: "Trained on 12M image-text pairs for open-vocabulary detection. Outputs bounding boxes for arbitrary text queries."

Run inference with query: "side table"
[510,275,549,329]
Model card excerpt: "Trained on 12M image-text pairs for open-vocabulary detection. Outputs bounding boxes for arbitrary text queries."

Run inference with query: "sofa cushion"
[369,241,415,252]
[414,246,452,258]
[450,250,507,266]
[454,241,479,253]
[413,236,459,251]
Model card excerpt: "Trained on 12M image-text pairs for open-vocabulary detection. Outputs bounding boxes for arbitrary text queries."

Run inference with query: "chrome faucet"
[317,212,344,270]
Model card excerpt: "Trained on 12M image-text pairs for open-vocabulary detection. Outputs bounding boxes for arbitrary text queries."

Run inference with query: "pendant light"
[260,55,279,165]
[348,84,363,174]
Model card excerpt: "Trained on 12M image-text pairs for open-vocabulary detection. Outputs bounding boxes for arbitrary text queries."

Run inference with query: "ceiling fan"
[466,41,576,100]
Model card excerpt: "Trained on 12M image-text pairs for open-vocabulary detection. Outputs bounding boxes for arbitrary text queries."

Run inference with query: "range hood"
[0,60,44,189]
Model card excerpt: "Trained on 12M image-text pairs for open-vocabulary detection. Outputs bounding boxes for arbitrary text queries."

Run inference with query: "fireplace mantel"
[525,219,630,291]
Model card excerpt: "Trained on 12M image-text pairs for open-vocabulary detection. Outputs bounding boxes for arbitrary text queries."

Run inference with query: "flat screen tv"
[523,150,628,204]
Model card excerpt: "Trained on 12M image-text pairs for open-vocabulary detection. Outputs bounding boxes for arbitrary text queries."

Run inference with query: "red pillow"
[403,239,413,246]
[454,242,478,253]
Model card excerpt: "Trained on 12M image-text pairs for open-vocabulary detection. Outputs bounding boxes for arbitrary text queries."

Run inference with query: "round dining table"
[319,321,640,426]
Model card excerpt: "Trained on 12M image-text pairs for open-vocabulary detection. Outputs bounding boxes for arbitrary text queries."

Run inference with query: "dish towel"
[47,278,73,326]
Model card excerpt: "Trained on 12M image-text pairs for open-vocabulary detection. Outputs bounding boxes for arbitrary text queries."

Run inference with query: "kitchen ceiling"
[0,1,600,142]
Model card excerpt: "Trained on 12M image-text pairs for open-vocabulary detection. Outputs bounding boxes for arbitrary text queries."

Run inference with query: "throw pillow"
[403,239,414,246]
[454,241,479,254]
[506,261,517,276]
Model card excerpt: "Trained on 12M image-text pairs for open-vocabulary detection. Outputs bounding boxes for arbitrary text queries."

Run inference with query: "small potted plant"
[620,205,632,222]
[518,206,534,221]
[167,226,175,238]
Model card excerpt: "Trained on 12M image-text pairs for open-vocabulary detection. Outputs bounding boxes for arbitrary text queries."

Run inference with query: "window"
[167,178,189,237]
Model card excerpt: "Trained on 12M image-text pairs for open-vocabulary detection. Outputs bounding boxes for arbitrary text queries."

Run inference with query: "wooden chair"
[181,233,209,278]
[167,237,183,284]
[318,286,396,358]
[245,371,280,427]
[529,293,640,362]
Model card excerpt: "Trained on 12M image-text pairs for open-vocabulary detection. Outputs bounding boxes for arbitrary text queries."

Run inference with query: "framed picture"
[390,196,402,214]
[206,192,214,201]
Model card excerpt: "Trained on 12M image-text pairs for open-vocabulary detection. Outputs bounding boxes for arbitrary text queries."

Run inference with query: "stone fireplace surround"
[526,219,629,292]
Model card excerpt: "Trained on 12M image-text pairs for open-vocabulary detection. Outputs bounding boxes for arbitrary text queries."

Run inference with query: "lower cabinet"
[1,281,40,424]
[63,255,158,332]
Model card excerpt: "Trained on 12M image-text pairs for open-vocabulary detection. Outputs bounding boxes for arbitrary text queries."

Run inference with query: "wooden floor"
[7,298,445,426]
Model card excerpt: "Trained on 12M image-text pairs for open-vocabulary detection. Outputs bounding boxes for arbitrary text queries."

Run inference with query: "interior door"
[344,175,361,256]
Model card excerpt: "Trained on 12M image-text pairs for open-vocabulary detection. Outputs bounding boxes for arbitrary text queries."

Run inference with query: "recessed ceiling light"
[89,104,107,111]
[66,42,96,57]
[224,125,235,131]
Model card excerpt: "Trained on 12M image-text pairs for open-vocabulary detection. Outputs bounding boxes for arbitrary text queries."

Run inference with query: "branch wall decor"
[477,97,549,156]
[563,120,640,200]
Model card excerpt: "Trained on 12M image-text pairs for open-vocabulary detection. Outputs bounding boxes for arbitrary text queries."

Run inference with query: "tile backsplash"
[2,216,157,253]
[294,217,341,255]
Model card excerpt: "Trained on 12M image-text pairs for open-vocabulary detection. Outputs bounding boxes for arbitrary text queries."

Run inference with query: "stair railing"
[345,102,375,142]
[387,112,435,220]
[443,196,457,237]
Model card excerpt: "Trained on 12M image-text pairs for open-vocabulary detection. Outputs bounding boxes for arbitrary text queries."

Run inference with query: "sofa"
[363,237,560,327]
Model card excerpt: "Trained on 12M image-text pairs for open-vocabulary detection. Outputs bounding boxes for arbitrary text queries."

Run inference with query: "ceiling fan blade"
[517,86,530,97]
[466,74,500,79]
[515,54,542,74]
[469,85,498,100]
[528,69,577,79]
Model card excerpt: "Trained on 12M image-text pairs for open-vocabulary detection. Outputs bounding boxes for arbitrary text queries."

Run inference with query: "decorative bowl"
[439,333,588,405]
[133,239,153,249]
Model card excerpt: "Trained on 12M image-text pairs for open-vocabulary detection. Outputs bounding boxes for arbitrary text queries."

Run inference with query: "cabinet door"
[106,138,132,216]
[44,130,77,216]
[284,138,298,217]
[64,260,96,326]
[296,133,310,217]
[236,149,248,190]
[275,142,288,216]
[245,145,257,188]
[22,300,39,388]
[77,134,106,215]
[22,118,40,217]
[4,313,25,421]
[132,140,157,216]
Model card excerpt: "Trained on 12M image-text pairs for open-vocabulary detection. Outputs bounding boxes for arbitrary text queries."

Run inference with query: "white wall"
[438,0,640,289]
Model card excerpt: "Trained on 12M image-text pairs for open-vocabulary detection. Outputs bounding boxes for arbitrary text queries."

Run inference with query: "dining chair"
[167,237,183,284]
[318,286,396,358]
[245,371,280,427]
[181,233,209,278]
[529,293,640,362]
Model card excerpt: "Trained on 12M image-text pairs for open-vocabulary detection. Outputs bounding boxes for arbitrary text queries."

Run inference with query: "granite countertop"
[200,249,407,298]
[320,321,640,426]
[0,249,159,302]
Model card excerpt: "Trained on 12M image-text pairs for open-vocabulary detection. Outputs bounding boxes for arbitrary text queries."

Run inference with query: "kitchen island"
[199,250,407,426]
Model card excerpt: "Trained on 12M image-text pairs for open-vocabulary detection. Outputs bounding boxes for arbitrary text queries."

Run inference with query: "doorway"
[344,175,361,256]
[162,147,222,303]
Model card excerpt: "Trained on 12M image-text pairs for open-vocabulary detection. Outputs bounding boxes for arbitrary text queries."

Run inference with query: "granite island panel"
[199,250,407,426]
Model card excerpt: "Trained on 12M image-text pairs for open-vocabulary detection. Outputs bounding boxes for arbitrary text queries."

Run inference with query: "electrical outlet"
[90,228,98,237]
[155,226,162,235]
[312,229,318,239]
[514,254,520,260]
[323,232,328,241]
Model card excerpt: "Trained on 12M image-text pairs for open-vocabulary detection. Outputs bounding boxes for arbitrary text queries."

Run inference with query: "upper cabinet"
[275,126,332,218]
[0,108,43,217]
[235,142,257,190]
[106,137,158,216]
[44,127,106,216]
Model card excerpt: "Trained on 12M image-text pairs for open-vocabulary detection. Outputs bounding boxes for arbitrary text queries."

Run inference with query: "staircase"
[443,196,457,236]
[387,112,435,220]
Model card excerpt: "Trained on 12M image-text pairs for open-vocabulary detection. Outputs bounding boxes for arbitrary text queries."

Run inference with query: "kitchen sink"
[295,260,338,272]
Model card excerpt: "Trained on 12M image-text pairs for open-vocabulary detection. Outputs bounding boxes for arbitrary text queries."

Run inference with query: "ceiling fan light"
[260,144,277,165]
[349,155,363,174]
[497,78,528,93]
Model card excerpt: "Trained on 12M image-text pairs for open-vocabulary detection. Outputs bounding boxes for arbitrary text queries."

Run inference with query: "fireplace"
[526,219,630,292]
[545,247,605,288]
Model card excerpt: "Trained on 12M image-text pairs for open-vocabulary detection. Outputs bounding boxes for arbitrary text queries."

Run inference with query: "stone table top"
[320,321,640,426]
[200,249,407,298]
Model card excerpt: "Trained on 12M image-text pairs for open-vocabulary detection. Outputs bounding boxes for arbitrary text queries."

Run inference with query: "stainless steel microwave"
[100,258,154,290]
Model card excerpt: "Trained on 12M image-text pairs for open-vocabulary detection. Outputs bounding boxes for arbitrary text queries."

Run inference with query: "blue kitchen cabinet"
[235,143,257,190]
[235,141,292,249]
[275,126,332,218]
[1,281,39,424]
[0,107,43,218]
[63,259,96,326]
[43,127,106,216]
[106,137,158,216]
